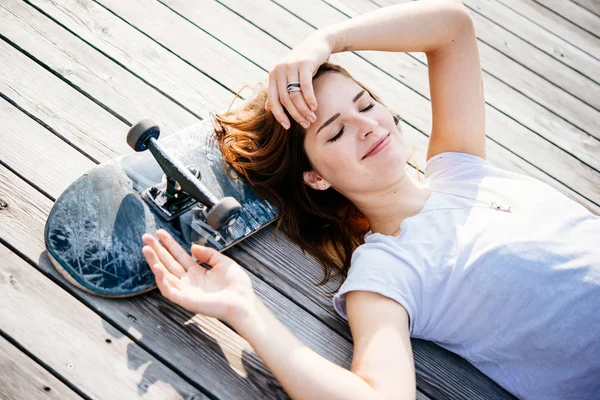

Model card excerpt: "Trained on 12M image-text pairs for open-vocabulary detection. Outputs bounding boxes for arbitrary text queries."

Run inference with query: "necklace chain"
[423,188,513,214]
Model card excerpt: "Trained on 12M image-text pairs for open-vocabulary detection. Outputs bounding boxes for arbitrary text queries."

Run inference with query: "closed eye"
[327,102,376,143]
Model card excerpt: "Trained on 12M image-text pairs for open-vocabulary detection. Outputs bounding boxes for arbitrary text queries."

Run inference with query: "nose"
[353,113,379,139]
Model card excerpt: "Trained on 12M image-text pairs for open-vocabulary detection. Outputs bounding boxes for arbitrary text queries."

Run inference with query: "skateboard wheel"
[207,197,242,230]
[127,119,160,152]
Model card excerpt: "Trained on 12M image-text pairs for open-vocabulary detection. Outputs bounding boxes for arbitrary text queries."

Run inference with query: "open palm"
[141,229,256,324]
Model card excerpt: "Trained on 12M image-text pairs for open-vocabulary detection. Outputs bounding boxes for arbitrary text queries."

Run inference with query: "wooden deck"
[0,0,598,398]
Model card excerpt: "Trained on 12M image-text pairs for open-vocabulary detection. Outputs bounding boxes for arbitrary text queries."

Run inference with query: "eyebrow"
[316,90,366,136]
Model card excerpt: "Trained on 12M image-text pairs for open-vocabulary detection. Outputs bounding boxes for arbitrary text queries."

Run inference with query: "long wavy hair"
[212,62,417,295]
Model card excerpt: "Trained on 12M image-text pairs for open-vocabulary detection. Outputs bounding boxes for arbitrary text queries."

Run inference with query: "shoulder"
[333,241,422,334]
[424,151,489,182]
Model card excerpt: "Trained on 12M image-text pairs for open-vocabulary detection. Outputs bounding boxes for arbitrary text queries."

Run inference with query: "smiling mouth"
[362,133,391,160]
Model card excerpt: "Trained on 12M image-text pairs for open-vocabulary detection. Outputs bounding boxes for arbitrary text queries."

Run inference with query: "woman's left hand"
[265,30,334,130]
[141,229,258,325]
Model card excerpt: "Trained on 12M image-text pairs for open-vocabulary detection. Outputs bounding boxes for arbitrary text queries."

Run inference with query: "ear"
[303,170,331,191]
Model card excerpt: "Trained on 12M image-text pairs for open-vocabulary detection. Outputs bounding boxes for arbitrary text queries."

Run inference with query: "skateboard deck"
[45,119,278,297]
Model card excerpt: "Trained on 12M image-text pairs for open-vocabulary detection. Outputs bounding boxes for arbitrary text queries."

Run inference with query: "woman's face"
[303,72,408,197]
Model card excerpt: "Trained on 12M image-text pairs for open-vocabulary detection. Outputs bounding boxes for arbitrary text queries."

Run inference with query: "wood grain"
[0,334,81,400]
[464,0,600,85]
[498,0,600,57]
[0,242,206,400]
[0,0,199,133]
[537,0,600,36]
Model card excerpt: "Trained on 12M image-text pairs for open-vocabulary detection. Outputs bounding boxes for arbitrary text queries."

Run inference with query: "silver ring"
[286,82,301,93]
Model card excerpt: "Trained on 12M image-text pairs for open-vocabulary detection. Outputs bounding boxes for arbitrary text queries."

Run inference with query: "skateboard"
[44,119,278,298]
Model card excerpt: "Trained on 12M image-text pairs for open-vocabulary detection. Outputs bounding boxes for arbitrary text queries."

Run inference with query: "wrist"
[228,294,265,335]
[315,27,342,55]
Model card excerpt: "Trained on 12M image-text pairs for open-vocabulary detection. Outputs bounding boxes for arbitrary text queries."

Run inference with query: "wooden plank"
[24,0,236,120]
[0,38,128,162]
[0,96,95,196]
[0,334,81,400]
[498,0,600,58]
[0,0,198,134]
[465,0,600,105]
[572,0,600,16]
[0,243,207,399]
[537,0,600,36]
[207,0,600,210]
[463,0,600,85]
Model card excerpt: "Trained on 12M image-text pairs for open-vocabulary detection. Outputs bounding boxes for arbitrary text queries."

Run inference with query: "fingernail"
[282,122,290,130]
[301,122,309,129]
[310,104,317,111]
[309,114,316,123]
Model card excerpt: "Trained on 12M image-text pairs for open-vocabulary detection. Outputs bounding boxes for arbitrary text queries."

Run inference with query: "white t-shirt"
[332,151,600,399]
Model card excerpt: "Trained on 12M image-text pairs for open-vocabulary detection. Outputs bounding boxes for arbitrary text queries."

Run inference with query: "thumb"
[191,244,231,270]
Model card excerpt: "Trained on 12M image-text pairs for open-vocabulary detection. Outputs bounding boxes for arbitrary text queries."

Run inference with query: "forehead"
[312,72,363,104]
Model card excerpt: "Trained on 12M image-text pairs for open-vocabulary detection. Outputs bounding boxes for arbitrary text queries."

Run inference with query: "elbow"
[448,0,475,31]
[429,0,475,55]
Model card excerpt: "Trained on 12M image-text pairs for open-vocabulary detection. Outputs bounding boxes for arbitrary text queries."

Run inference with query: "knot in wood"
[0,198,8,210]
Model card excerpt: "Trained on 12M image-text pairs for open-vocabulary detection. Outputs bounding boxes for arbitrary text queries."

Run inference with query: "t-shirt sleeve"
[424,151,488,183]
[332,242,422,335]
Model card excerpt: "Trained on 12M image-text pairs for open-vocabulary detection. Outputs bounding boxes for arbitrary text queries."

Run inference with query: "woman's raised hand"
[141,230,257,325]
[266,31,334,130]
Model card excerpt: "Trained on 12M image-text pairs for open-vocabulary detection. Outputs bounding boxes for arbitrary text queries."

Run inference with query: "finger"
[150,261,185,304]
[277,68,308,128]
[142,233,186,278]
[287,67,316,124]
[299,66,317,112]
[156,229,197,272]
[191,244,231,271]
[267,72,290,129]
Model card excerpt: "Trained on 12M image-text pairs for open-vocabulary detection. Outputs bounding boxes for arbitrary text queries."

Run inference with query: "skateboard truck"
[127,119,242,230]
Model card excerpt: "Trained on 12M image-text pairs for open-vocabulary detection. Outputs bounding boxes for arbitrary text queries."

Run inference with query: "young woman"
[141,0,600,398]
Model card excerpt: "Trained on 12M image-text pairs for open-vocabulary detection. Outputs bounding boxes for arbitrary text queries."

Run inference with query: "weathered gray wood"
[465,1,600,108]
[209,0,600,209]
[25,0,236,120]
[0,334,81,400]
[463,0,600,85]
[0,243,206,400]
[572,0,600,16]
[498,0,600,57]
[0,96,94,195]
[0,38,127,162]
[537,0,600,36]
[0,0,198,133]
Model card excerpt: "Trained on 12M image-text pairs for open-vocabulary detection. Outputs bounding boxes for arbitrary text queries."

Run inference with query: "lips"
[362,133,391,160]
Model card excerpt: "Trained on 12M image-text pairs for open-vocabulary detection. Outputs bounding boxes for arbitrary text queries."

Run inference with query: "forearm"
[321,0,470,55]
[233,298,384,400]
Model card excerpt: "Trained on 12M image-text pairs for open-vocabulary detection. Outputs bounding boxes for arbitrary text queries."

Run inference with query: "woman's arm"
[323,0,469,55]
[323,0,486,161]
[234,291,415,400]
[268,0,486,162]
[141,230,415,400]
